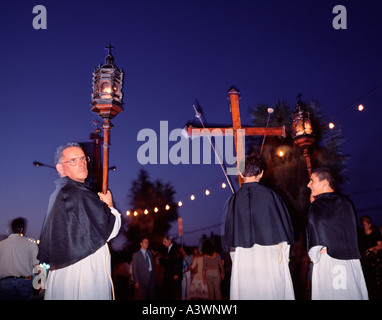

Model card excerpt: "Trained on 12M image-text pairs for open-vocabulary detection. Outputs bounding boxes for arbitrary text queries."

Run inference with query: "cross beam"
[187,87,286,186]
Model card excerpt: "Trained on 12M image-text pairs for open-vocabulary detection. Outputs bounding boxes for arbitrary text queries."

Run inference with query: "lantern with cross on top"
[91,44,124,193]
[291,94,315,178]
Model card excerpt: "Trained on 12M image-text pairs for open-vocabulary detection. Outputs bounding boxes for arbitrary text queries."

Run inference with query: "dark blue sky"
[0,0,381,246]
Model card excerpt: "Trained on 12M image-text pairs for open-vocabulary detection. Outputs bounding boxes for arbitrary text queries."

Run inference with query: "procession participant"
[222,153,295,299]
[37,142,121,300]
[307,167,368,300]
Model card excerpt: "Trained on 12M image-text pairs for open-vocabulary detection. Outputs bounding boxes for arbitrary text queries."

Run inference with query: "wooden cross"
[186,87,286,186]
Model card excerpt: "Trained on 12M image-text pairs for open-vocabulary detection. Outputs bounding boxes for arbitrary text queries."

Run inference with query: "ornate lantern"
[291,97,315,177]
[91,44,124,193]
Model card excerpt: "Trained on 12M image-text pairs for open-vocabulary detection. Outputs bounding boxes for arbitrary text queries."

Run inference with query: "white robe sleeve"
[308,245,326,264]
[107,207,121,242]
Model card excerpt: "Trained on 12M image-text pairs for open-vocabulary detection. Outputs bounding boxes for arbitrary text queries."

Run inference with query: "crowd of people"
[0,143,381,300]
[112,235,227,300]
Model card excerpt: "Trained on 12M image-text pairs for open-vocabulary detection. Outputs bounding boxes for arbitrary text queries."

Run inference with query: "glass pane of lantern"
[101,82,112,93]
[294,119,304,136]
[304,119,313,134]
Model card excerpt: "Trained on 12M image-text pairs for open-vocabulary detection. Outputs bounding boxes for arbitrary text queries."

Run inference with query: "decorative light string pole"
[91,45,124,193]
[291,95,315,178]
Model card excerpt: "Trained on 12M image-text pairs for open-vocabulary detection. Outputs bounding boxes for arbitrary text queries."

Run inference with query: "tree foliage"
[247,99,349,231]
[123,169,178,252]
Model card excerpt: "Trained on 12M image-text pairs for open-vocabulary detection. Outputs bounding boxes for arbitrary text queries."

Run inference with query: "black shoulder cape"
[37,177,116,269]
[306,192,360,260]
[222,182,294,251]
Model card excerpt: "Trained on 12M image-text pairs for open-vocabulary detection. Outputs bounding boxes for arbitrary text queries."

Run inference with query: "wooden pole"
[102,119,112,194]
[227,88,245,186]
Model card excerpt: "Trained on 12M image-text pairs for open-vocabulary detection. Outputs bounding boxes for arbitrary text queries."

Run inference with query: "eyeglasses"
[60,156,90,166]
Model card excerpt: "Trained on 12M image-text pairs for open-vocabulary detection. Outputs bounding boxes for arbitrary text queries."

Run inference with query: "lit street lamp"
[291,96,315,178]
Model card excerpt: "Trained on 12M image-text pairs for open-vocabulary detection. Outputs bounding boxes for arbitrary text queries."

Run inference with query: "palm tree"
[247,99,349,231]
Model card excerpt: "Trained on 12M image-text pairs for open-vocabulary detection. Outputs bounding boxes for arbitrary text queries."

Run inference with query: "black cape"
[306,192,360,260]
[222,182,294,251]
[37,177,116,269]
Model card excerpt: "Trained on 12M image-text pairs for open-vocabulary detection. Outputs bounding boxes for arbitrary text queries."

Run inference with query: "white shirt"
[140,249,152,272]
[44,207,121,300]
[0,234,39,278]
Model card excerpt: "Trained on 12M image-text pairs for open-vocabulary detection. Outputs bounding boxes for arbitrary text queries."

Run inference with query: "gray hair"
[54,142,82,165]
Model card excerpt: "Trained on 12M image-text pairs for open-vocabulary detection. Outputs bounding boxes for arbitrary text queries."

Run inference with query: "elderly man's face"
[56,147,88,183]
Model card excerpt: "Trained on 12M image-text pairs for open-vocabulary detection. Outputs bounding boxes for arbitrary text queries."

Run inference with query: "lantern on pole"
[91,44,124,193]
[291,96,315,177]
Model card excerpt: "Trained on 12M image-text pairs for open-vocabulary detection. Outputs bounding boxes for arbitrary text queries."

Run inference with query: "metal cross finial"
[105,44,115,55]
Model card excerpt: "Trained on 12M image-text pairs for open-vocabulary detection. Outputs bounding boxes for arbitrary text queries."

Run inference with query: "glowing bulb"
[277,150,285,157]
[205,189,210,196]
[165,204,170,210]
[190,194,195,200]
[154,207,159,213]
[358,104,364,111]
[328,122,335,129]
[222,183,227,189]
[133,211,138,216]
[126,210,131,216]
[144,209,149,215]
[178,201,183,207]
[102,86,112,93]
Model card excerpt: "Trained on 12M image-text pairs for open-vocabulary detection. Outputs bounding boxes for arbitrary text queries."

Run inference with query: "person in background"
[161,235,183,299]
[202,240,224,300]
[358,215,382,299]
[0,217,39,300]
[180,247,191,300]
[132,237,155,300]
[189,247,208,300]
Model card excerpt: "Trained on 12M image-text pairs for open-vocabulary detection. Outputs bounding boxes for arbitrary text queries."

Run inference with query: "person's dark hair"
[241,153,264,177]
[201,240,215,256]
[360,215,372,225]
[54,142,82,165]
[163,234,173,243]
[140,236,150,243]
[311,167,336,190]
[11,217,26,234]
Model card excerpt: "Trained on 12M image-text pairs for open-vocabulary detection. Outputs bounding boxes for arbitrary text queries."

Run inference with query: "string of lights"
[327,82,382,130]
[125,179,231,218]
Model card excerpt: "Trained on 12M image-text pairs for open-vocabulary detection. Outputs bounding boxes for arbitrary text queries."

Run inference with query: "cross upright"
[105,44,115,55]
[186,86,286,186]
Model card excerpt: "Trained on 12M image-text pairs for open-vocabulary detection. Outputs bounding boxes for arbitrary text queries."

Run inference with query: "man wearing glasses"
[37,142,121,299]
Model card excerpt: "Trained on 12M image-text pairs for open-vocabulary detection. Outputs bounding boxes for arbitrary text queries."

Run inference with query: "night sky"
[0,0,381,247]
